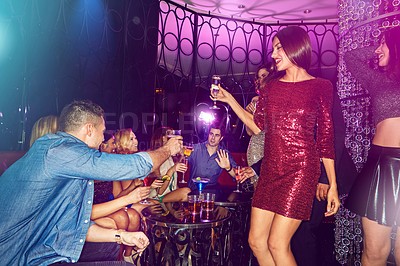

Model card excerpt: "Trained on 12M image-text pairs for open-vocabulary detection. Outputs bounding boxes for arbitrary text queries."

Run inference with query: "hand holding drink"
[126,186,150,204]
[210,75,221,109]
[165,136,183,156]
[139,177,155,204]
[179,145,192,183]
[150,179,164,188]
[179,158,188,183]
[234,166,242,193]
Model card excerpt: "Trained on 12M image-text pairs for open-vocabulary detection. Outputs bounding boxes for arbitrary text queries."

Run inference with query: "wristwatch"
[115,229,123,244]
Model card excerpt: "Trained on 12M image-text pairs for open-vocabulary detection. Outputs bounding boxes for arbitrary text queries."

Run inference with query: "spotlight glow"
[198,111,215,124]
[0,19,11,64]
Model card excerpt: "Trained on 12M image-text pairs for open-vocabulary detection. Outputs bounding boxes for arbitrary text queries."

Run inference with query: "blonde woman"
[29,115,58,147]
[93,132,149,263]
[114,129,163,207]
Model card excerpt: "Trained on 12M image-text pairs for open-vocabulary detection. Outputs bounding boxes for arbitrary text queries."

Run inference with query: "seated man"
[187,123,237,196]
[0,100,182,265]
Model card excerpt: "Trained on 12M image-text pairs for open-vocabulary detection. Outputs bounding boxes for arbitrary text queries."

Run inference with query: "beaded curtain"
[336,0,400,264]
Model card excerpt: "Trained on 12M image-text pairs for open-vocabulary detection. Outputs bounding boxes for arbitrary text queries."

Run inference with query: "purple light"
[198,111,215,124]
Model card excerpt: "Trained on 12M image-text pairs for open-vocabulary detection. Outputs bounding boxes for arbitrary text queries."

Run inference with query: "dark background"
[0,0,159,150]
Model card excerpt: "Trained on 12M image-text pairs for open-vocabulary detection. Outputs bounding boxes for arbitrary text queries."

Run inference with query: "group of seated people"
[25,112,242,264]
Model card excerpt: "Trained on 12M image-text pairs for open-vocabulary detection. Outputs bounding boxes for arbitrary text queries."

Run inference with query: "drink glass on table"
[188,195,201,213]
[201,192,215,221]
[233,166,242,193]
[139,176,154,205]
[210,75,221,110]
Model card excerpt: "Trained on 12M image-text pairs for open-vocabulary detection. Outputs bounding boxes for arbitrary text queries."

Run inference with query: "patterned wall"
[156,0,339,149]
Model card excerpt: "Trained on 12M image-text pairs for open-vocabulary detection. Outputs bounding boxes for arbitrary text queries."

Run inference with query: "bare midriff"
[373,117,400,147]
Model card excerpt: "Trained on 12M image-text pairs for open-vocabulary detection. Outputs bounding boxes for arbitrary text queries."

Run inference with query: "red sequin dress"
[253,78,335,220]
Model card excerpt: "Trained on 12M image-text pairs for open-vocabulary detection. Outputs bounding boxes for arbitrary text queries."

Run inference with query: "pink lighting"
[198,111,215,124]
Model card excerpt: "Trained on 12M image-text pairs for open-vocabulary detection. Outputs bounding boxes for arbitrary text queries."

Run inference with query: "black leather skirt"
[346,144,400,226]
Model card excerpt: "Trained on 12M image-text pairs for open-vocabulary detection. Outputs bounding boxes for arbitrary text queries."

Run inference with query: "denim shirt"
[0,132,153,265]
[188,142,236,190]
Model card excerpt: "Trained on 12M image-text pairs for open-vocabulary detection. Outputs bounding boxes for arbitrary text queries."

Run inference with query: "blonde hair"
[29,115,59,147]
[115,128,134,154]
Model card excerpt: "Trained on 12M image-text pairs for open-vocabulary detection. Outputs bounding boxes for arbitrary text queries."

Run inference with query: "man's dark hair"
[59,100,104,132]
[209,121,226,136]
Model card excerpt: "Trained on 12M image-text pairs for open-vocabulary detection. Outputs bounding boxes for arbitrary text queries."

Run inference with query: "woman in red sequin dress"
[213,26,340,266]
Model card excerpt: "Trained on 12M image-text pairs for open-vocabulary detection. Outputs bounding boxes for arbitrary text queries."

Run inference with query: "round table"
[215,191,253,265]
[142,205,232,266]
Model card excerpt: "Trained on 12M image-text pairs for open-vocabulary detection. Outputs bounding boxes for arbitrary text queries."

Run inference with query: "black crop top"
[344,46,400,126]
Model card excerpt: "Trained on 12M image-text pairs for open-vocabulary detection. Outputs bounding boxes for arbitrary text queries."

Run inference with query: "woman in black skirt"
[345,26,400,265]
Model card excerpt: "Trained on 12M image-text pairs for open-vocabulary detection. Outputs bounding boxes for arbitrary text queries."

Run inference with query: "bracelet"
[225,166,232,172]
[162,174,171,181]
[115,229,123,244]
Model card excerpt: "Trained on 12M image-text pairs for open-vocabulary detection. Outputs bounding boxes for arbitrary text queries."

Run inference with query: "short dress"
[253,78,335,220]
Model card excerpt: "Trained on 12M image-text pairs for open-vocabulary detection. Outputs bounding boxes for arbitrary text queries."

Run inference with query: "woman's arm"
[86,224,149,252]
[157,162,186,195]
[214,86,261,134]
[344,46,384,91]
[245,96,259,136]
[321,158,340,216]
[91,187,149,220]
[157,165,174,195]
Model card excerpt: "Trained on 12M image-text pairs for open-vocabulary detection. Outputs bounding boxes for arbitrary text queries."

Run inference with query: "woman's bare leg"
[124,208,141,256]
[108,209,129,230]
[248,207,275,266]
[268,214,301,266]
[361,217,392,266]
[93,217,118,229]
[394,225,400,264]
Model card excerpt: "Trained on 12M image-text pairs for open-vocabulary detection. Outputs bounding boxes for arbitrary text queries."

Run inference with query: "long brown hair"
[274,26,312,71]
[150,126,172,150]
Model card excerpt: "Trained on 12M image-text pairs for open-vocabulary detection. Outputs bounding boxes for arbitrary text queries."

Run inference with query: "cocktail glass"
[179,146,193,184]
[233,166,242,193]
[192,177,210,194]
[210,75,221,110]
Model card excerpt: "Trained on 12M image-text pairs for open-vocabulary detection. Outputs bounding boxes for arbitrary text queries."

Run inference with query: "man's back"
[0,132,153,265]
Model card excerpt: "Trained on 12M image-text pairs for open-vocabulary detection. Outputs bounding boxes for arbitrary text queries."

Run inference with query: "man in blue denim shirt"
[188,124,237,191]
[0,100,182,265]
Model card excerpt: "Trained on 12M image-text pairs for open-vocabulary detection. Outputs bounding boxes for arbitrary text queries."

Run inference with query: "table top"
[143,191,252,229]
[214,191,253,207]
[143,208,231,229]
